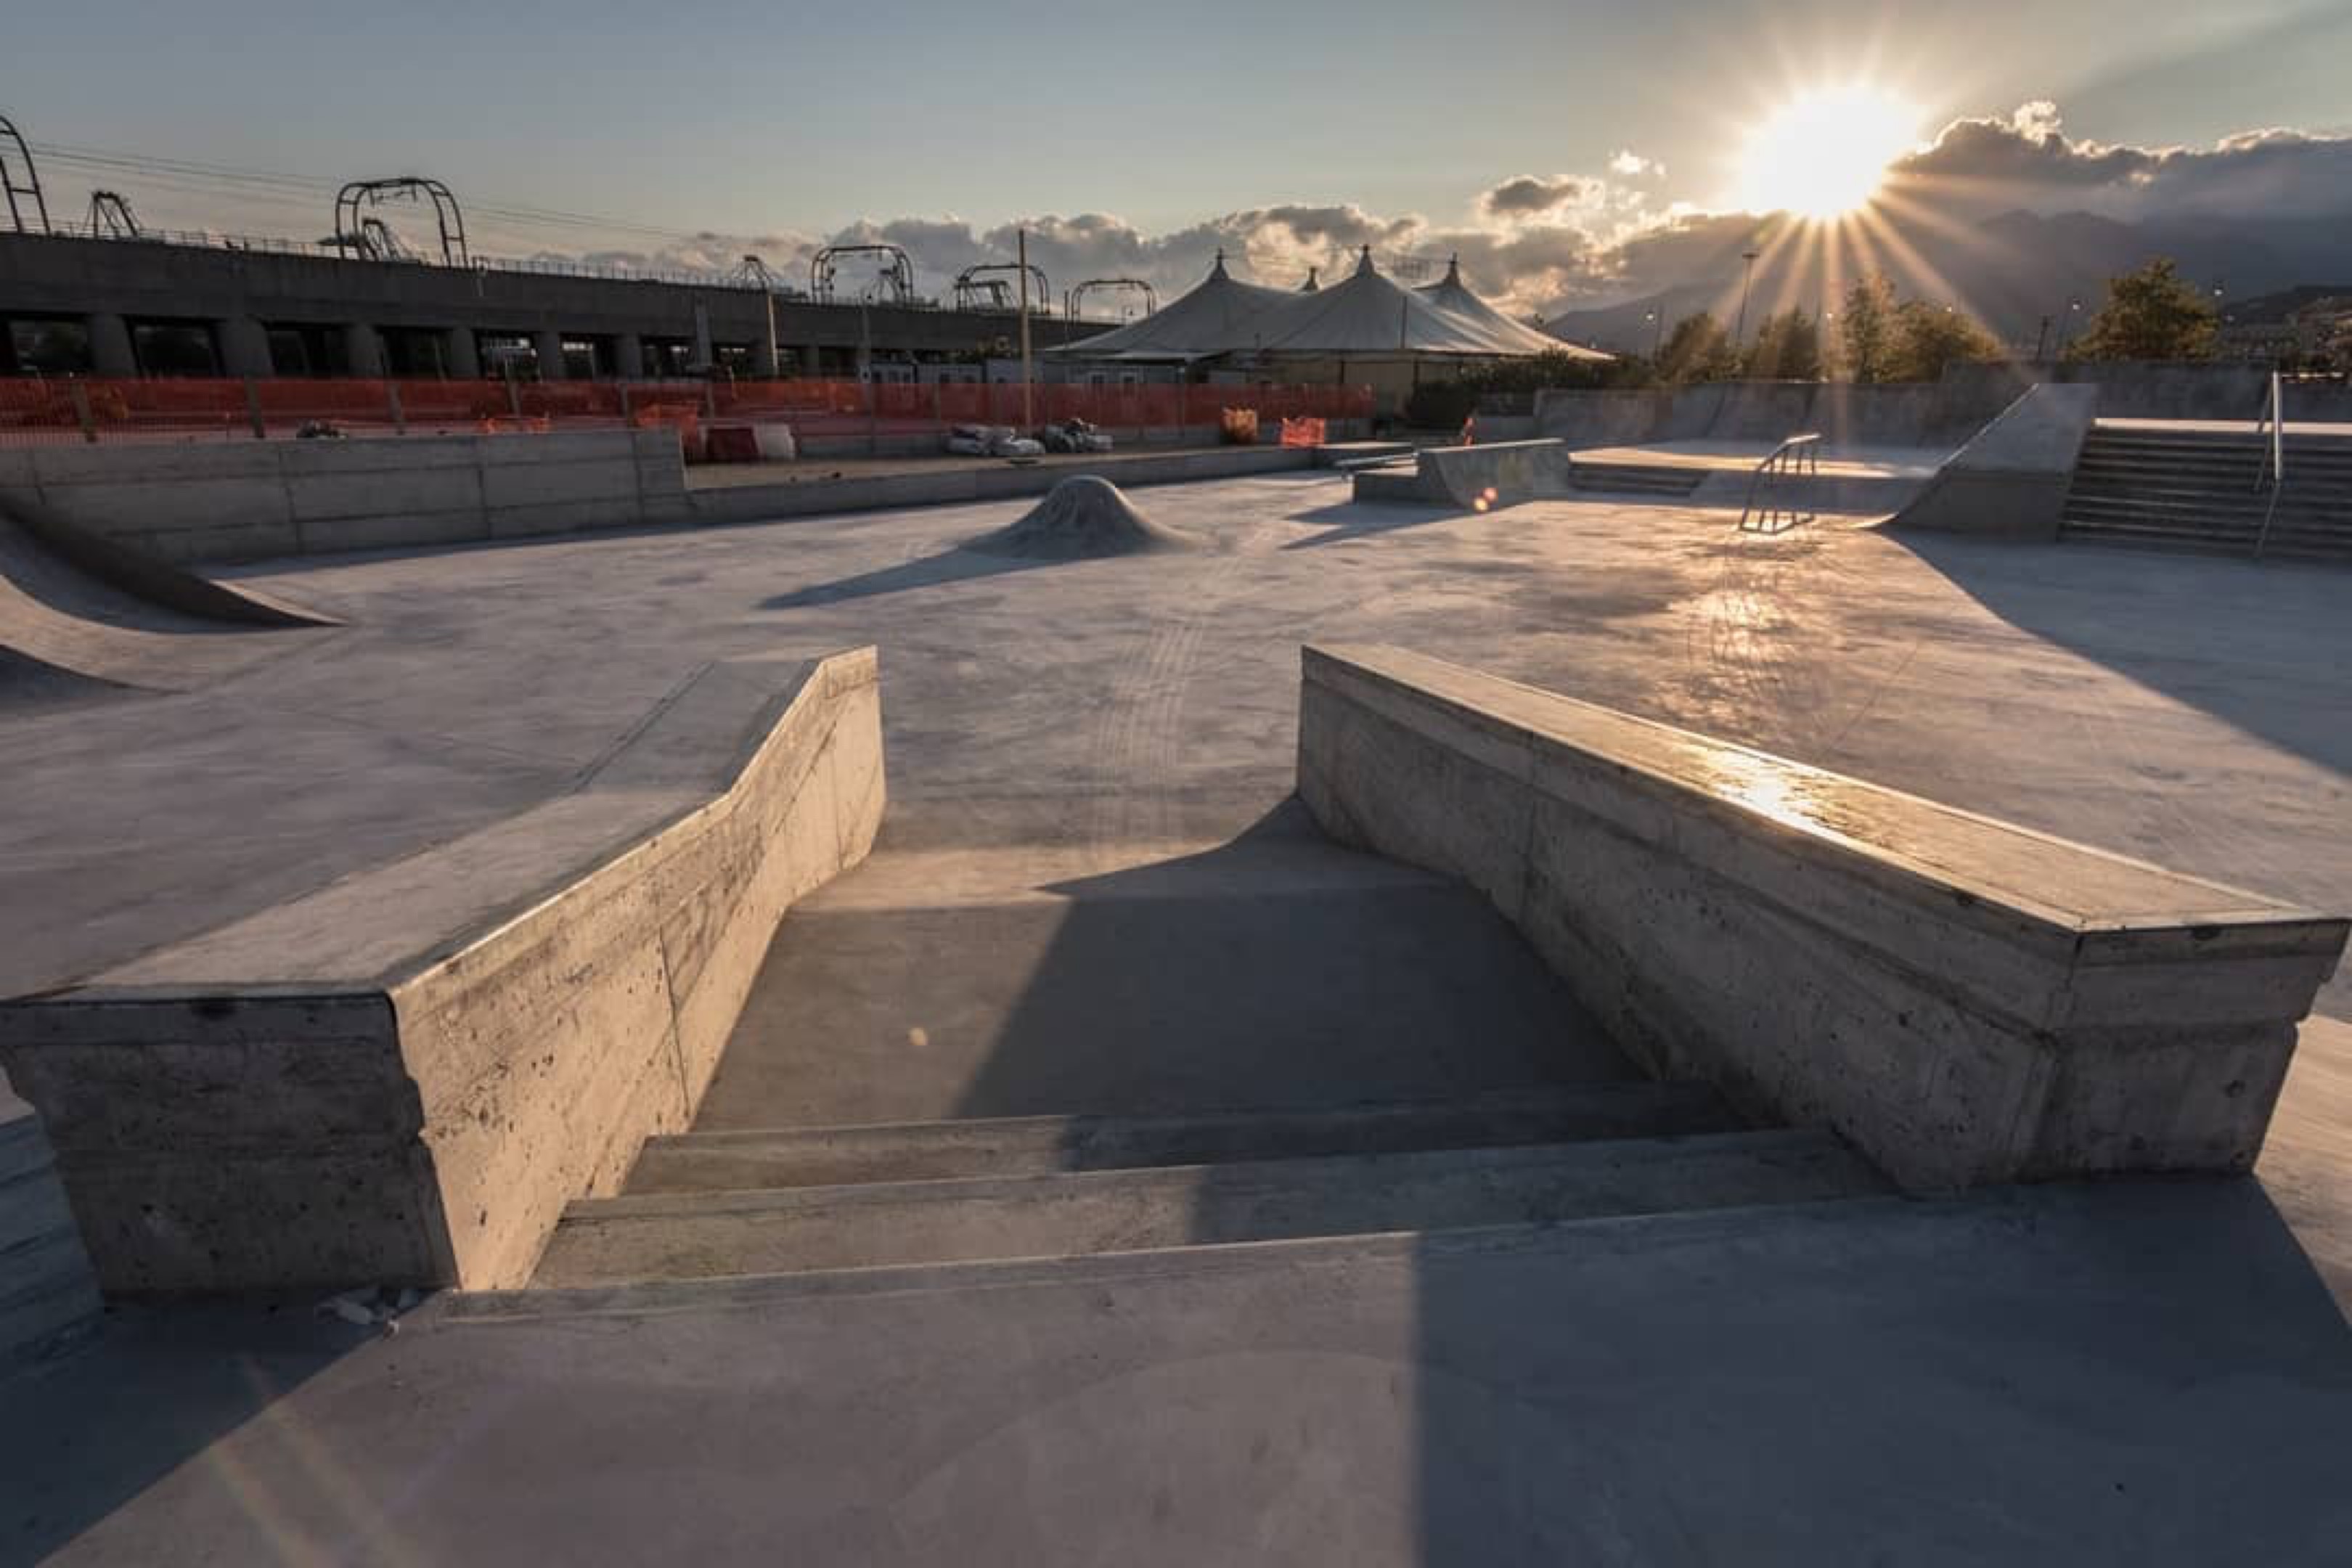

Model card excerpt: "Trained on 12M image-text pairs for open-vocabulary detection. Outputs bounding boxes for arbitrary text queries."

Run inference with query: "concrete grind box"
[1298,644,2348,1191]
[0,649,885,1292]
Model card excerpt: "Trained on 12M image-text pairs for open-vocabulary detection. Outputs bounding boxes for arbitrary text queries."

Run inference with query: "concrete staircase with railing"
[2062,425,2352,560]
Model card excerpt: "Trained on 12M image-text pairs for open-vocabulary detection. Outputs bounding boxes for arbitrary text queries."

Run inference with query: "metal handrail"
[1739,431,1821,533]
[2253,371,2285,560]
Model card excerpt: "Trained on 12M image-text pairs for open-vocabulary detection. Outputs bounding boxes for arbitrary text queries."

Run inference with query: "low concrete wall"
[1297,644,2347,1191]
[1529,366,2320,453]
[1890,384,2103,539]
[690,444,1317,524]
[0,428,1356,565]
[0,648,885,1292]
[1351,438,1572,508]
[0,430,690,567]
[1,1077,102,1364]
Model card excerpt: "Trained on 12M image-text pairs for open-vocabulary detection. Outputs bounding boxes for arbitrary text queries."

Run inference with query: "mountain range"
[1543,207,2352,354]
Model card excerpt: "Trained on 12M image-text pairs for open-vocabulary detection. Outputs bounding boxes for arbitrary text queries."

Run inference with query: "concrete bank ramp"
[1353,438,1575,509]
[965,476,1206,558]
[1889,383,2102,540]
[0,494,329,627]
[0,498,333,700]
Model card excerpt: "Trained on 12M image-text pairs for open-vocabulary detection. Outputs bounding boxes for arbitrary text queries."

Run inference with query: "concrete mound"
[966,477,1204,559]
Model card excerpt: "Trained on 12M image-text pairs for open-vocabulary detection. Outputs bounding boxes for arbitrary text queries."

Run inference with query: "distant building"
[2216,285,2352,363]
[0,229,1108,380]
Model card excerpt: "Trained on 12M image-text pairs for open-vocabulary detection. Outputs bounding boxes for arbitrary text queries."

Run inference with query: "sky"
[9,0,2352,317]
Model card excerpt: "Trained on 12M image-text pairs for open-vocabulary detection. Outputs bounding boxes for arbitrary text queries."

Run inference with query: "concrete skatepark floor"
[6,468,2352,1563]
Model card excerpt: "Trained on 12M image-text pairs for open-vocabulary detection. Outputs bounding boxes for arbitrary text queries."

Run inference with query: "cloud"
[488,100,2352,336]
[1885,101,2352,220]
[1482,174,1591,218]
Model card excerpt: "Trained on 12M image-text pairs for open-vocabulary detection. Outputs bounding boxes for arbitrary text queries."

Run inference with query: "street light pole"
[1017,226,1034,433]
[1734,249,1761,347]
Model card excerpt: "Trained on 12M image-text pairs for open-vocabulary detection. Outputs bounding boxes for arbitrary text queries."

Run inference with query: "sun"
[1736,86,1919,219]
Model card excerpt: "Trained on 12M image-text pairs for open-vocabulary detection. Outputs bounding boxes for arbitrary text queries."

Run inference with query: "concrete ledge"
[1350,439,1572,509]
[1297,643,2347,1191]
[1,1078,102,1365]
[686,444,1316,525]
[0,648,886,1291]
[1890,384,2102,540]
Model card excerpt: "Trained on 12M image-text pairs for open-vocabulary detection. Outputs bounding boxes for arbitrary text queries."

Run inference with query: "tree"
[2072,258,2218,362]
[1657,311,1738,384]
[1884,301,2001,382]
[1743,309,1824,380]
[1838,275,1898,383]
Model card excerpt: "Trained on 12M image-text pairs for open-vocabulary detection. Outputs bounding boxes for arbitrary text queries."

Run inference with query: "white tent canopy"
[1232,248,1524,357]
[1418,256,1609,360]
[1043,251,1287,362]
[1051,248,1596,363]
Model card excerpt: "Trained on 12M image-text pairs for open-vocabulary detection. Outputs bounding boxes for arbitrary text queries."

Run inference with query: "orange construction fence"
[0,375,1375,448]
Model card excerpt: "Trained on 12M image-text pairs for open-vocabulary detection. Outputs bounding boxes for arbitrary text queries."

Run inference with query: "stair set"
[523,1082,1883,1294]
[2062,425,2352,561]
[1564,459,1707,497]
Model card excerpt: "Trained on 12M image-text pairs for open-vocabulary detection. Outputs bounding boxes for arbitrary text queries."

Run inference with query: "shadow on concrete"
[934,799,1632,1121]
[1281,499,1463,551]
[1405,1177,2352,1564]
[1888,528,2352,777]
[0,1303,377,1568]
[760,547,1059,610]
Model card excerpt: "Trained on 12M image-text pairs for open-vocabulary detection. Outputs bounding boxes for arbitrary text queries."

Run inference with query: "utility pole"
[1734,250,1761,348]
[1017,227,1034,432]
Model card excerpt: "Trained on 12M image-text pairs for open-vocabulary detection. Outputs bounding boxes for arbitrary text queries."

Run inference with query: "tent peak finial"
[1302,266,1320,292]
[1355,245,1376,277]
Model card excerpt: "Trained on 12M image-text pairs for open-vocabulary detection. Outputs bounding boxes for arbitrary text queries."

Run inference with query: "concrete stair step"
[626,1081,1741,1194]
[535,1127,1883,1287]
[1567,462,1706,495]
[2065,491,2269,517]
[459,1194,1919,1323]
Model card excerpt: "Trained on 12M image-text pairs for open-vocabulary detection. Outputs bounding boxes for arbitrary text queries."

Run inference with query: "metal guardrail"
[1738,431,1821,534]
[0,222,1105,318]
[2253,370,2285,560]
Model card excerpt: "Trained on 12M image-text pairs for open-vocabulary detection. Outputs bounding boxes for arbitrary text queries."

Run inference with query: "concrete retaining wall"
[1297,643,2347,1191]
[1534,380,2012,452]
[1532,363,2350,452]
[0,432,1337,563]
[0,648,885,1292]
[1,1077,102,1364]
[0,430,691,566]
[1891,384,2103,540]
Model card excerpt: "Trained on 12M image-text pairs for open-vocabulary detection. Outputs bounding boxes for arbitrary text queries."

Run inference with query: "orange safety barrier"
[1279,416,1326,448]
[703,425,761,463]
[0,375,1374,447]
